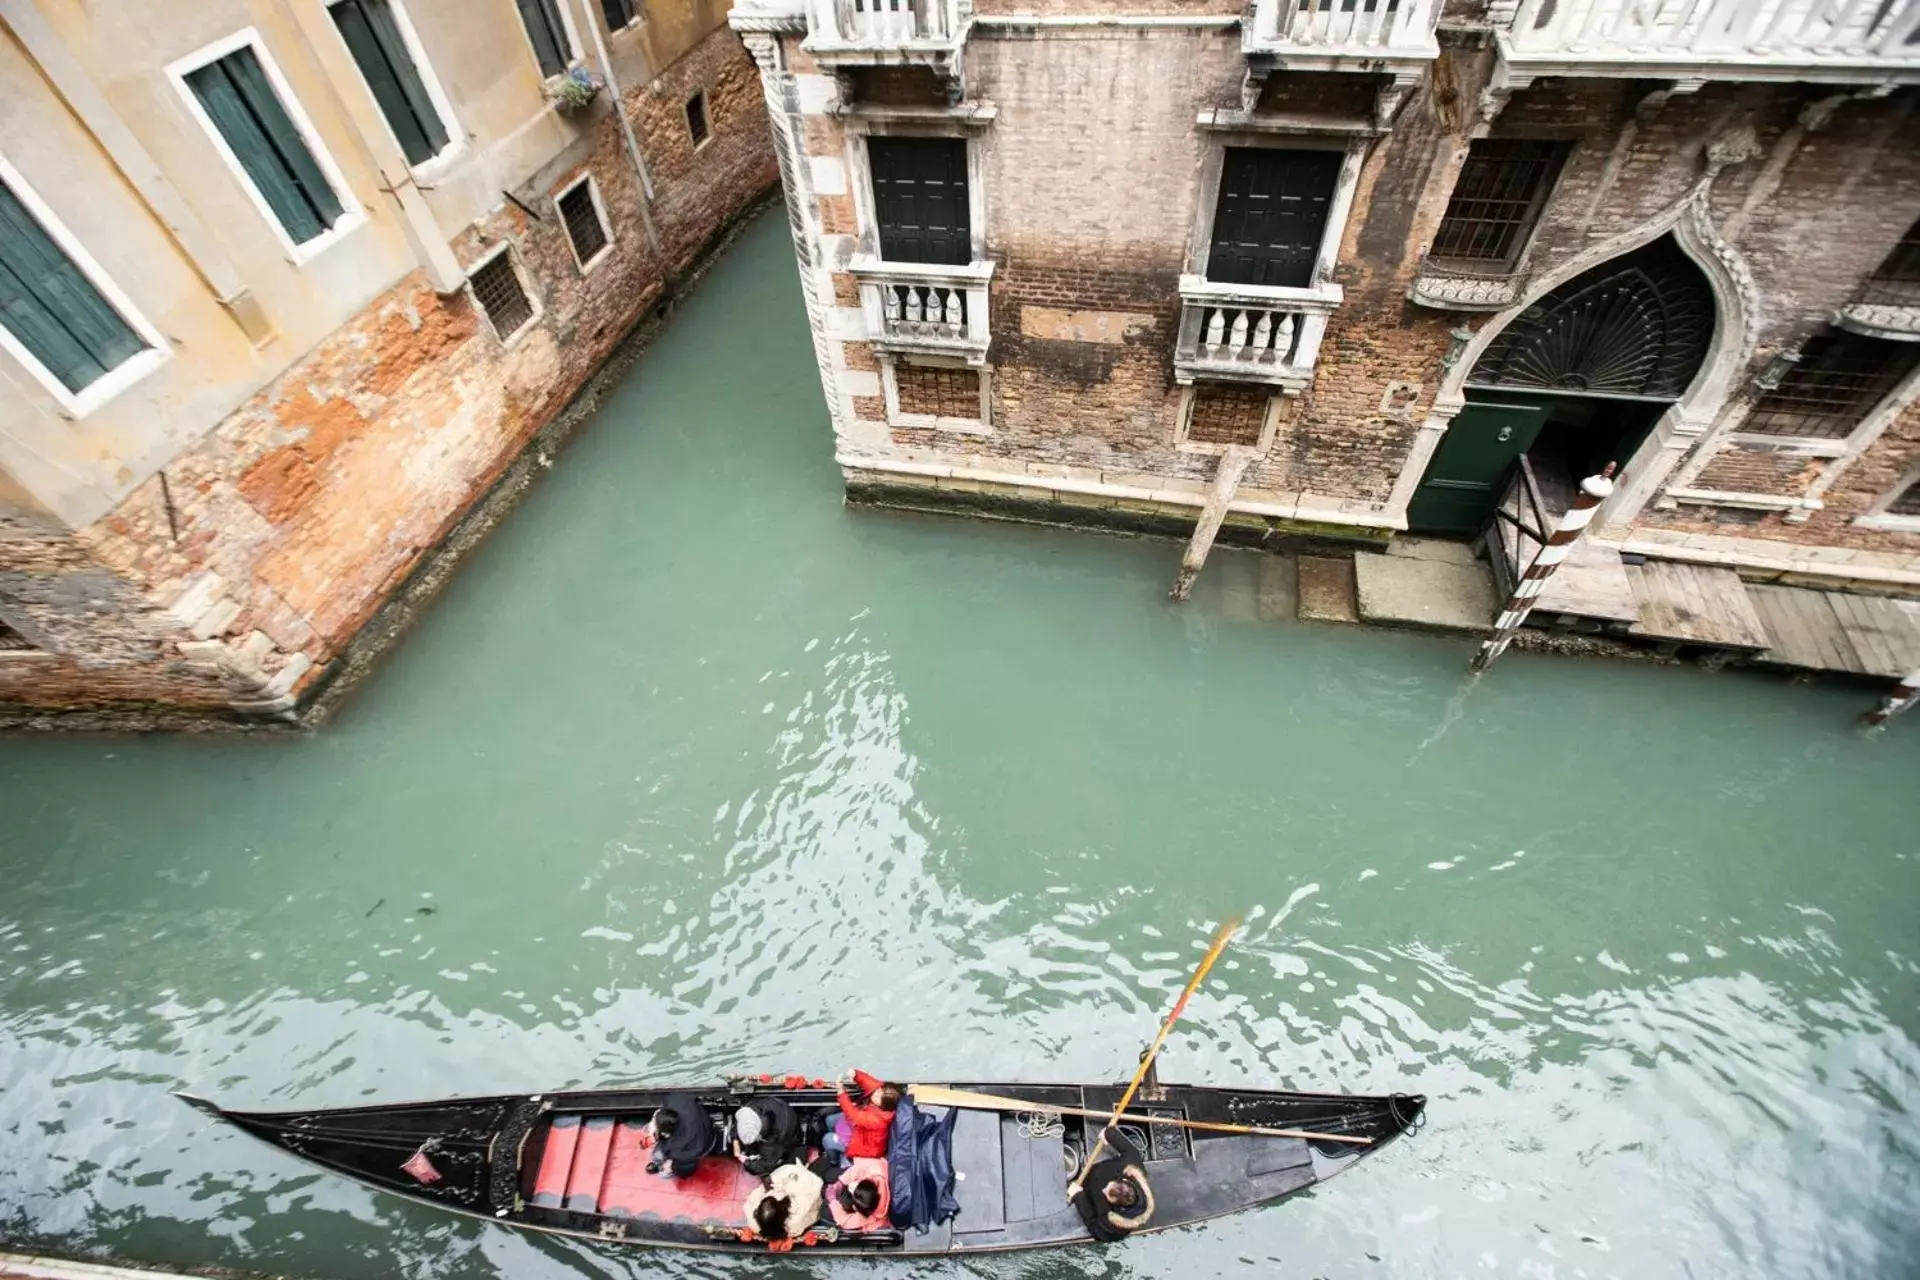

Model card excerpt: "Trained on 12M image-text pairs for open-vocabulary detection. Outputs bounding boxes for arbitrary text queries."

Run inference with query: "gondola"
[178,1075,1425,1255]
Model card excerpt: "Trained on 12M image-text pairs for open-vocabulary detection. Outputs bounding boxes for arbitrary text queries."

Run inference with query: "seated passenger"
[1067,1126,1155,1243]
[732,1095,805,1178]
[742,1160,824,1252]
[826,1156,891,1232]
[826,1068,901,1160]
[643,1092,715,1179]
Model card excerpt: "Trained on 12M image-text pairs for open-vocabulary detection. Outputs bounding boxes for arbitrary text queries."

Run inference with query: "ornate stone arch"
[1388,175,1760,531]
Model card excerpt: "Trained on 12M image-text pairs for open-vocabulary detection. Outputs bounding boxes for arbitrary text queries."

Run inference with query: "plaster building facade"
[729,0,1920,623]
[0,0,774,719]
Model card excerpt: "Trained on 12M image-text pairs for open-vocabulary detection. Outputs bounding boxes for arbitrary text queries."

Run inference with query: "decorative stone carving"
[1703,125,1762,179]
[1838,302,1920,341]
[1409,267,1526,313]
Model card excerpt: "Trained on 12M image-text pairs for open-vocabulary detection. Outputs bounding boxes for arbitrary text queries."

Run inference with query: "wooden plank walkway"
[1626,561,1771,649]
[1824,591,1920,677]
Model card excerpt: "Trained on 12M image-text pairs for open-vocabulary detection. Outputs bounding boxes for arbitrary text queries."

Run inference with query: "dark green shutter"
[868,137,970,266]
[0,177,144,394]
[331,0,449,167]
[514,0,569,77]
[600,0,635,28]
[1207,148,1341,289]
[186,46,344,244]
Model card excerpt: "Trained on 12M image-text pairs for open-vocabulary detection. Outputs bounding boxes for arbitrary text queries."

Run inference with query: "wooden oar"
[908,1083,1371,1146]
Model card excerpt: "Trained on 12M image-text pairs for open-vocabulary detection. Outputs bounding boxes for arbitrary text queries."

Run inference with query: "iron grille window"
[895,363,979,419]
[470,251,534,339]
[1888,477,1920,517]
[331,0,449,167]
[1187,385,1270,447]
[514,0,571,77]
[868,137,970,266]
[600,0,636,28]
[1206,147,1342,289]
[1859,217,1920,308]
[0,620,36,652]
[1743,331,1920,439]
[557,180,608,267]
[0,176,146,394]
[686,92,709,147]
[184,46,345,245]
[1430,139,1562,269]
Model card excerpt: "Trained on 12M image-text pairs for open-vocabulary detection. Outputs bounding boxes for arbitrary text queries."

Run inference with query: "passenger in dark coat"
[1067,1127,1155,1243]
[645,1093,716,1179]
[733,1095,806,1178]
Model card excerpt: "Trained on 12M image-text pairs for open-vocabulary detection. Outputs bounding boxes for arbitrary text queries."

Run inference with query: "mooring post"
[1170,446,1256,603]
[1864,668,1920,728]
[1470,463,1616,674]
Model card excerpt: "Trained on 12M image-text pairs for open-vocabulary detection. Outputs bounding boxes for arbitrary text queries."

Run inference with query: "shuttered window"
[330,0,449,167]
[601,0,637,28]
[556,179,609,268]
[515,0,571,78]
[470,250,535,339]
[0,175,146,394]
[868,137,970,266]
[184,46,345,245]
[1206,147,1342,289]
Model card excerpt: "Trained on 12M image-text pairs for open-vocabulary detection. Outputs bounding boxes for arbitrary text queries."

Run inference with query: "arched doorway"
[1407,236,1716,536]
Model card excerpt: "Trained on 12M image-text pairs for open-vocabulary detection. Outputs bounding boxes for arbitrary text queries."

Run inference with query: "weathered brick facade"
[733,0,1920,591]
[0,18,775,723]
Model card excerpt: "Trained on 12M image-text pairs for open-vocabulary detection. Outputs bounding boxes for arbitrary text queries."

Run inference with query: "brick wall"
[0,24,776,720]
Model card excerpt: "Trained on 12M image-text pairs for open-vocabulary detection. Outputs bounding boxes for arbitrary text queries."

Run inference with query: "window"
[555,175,610,270]
[685,91,709,148]
[468,248,536,341]
[1429,139,1562,270]
[329,0,452,167]
[1742,330,1920,439]
[1888,477,1920,518]
[172,34,354,256]
[895,363,978,419]
[0,169,152,403]
[515,0,573,78]
[1860,217,1920,308]
[868,136,970,266]
[600,0,637,28]
[1185,385,1270,447]
[1206,147,1341,289]
[0,619,35,652]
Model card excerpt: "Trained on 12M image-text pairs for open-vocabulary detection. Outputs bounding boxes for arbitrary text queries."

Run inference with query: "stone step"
[1353,551,1497,633]
[1297,556,1359,624]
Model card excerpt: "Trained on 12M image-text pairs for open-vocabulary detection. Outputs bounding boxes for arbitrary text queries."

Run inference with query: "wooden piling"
[1170,446,1255,603]
[1470,464,1616,674]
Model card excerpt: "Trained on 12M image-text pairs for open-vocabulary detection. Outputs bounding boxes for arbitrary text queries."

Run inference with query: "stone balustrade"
[1246,0,1441,63]
[804,0,960,49]
[1173,278,1341,390]
[850,257,993,362]
[1497,0,1920,81]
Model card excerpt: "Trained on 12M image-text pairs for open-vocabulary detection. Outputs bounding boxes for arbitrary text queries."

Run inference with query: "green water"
[3,213,1917,1279]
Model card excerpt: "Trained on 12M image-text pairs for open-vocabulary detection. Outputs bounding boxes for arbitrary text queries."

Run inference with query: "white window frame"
[1173,384,1284,456]
[1185,130,1370,293]
[551,171,614,273]
[0,151,171,419]
[1853,459,1920,533]
[685,88,712,152]
[465,242,542,346]
[323,0,465,180]
[881,354,991,434]
[166,28,366,266]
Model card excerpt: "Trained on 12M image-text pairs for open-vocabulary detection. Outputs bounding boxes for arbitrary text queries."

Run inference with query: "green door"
[1406,399,1548,537]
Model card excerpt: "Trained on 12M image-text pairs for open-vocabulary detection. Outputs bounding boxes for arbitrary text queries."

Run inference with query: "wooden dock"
[1749,585,1920,677]
[1626,560,1771,651]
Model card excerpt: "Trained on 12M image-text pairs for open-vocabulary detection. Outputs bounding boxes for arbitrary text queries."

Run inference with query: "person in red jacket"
[826,1069,901,1161]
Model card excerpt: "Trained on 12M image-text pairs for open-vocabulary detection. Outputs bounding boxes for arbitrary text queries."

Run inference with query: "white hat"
[734,1105,763,1145]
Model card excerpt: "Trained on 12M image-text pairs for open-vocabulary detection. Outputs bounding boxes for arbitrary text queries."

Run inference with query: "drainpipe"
[577,1,663,254]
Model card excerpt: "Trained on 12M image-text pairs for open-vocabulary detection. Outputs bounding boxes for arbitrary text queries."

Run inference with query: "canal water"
[2,212,1917,1280]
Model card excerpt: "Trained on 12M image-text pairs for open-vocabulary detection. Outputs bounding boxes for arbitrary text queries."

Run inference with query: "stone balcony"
[801,0,967,68]
[1407,260,1529,313]
[1244,0,1442,69]
[1172,277,1342,390]
[850,256,994,364]
[1495,0,1920,85]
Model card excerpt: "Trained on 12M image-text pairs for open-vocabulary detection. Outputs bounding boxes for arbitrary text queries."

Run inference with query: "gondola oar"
[907,1083,1371,1145]
[1076,916,1239,1185]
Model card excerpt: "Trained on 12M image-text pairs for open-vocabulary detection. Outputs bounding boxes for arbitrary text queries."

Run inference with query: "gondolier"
[1067,1125,1154,1242]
